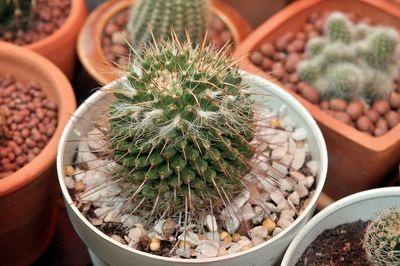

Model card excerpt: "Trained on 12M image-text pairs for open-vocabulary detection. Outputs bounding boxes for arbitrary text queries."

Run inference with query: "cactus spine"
[298,12,400,102]
[107,36,255,217]
[363,208,400,265]
[0,0,35,32]
[127,0,208,49]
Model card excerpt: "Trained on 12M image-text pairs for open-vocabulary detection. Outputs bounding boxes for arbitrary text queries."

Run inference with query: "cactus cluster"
[363,208,400,265]
[127,0,208,49]
[0,0,35,32]
[106,36,255,218]
[298,11,400,102]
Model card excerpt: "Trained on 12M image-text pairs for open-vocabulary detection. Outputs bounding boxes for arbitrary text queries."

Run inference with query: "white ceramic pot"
[282,186,400,266]
[57,72,328,266]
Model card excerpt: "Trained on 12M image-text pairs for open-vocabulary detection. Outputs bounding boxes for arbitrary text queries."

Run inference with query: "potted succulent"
[77,0,252,85]
[234,0,400,202]
[57,37,327,265]
[281,186,400,265]
[0,42,76,265]
[0,0,87,79]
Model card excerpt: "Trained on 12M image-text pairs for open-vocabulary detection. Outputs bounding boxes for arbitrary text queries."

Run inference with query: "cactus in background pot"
[0,0,35,32]
[363,207,400,265]
[127,0,208,49]
[107,34,256,219]
[298,12,400,103]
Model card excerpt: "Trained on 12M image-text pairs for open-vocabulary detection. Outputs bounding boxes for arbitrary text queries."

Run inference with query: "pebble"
[196,240,219,258]
[204,215,218,232]
[373,100,391,115]
[291,127,307,141]
[346,101,364,120]
[366,109,380,124]
[389,92,400,109]
[128,227,146,245]
[298,83,320,104]
[270,190,285,205]
[291,148,306,170]
[288,191,300,205]
[277,217,292,230]
[305,160,318,176]
[295,183,309,198]
[356,116,373,132]
[385,111,400,129]
[329,98,347,111]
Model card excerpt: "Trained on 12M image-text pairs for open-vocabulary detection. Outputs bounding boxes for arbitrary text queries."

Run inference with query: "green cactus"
[325,12,352,44]
[107,37,255,216]
[366,28,399,70]
[363,208,400,266]
[0,0,34,32]
[306,37,326,56]
[127,0,208,49]
[320,63,364,100]
[297,12,400,102]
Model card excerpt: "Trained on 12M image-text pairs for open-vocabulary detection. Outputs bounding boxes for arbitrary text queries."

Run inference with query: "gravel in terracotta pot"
[77,0,252,85]
[0,42,76,265]
[0,0,87,79]
[234,0,400,202]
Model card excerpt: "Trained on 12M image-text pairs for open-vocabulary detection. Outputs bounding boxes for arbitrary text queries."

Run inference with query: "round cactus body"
[325,12,353,44]
[107,39,255,216]
[364,71,394,102]
[306,37,326,56]
[297,60,319,83]
[363,208,400,266]
[127,0,208,49]
[366,29,399,70]
[323,62,364,100]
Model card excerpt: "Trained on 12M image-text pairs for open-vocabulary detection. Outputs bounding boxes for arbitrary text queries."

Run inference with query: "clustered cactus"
[298,12,400,102]
[0,0,35,32]
[127,0,208,49]
[107,35,255,219]
[363,208,400,265]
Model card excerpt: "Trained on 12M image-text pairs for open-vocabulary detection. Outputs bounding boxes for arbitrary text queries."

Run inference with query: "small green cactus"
[107,36,255,217]
[0,0,35,32]
[325,12,352,44]
[363,208,400,266]
[127,0,208,49]
[297,12,400,102]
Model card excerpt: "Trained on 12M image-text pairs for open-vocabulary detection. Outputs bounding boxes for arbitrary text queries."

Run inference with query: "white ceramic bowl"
[282,186,400,266]
[57,72,328,266]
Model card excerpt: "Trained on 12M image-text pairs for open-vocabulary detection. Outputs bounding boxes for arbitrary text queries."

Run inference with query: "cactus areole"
[128,0,208,49]
[107,37,255,217]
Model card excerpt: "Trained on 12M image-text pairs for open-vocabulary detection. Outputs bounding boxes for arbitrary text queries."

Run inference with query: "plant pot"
[281,186,400,266]
[77,0,252,85]
[234,0,400,201]
[24,0,88,80]
[0,43,76,265]
[57,71,328,266]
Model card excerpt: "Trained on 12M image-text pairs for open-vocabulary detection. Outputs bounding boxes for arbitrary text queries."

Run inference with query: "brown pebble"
[288,73,299,84]
[320,101,329,110]
[334,112,352,125]
[372,99,390,115]
[271,62,285,79]
[366,109,379,124]
[385,111,400,129]
[329,98,347,111]
[356,116,373,132]
[389,92,400,109]
[261,57,272,71]
[250,52,263,66]
[346,101,364,120]
[299,83,320,104]
[285,53,301,73]
[259,43,275,58]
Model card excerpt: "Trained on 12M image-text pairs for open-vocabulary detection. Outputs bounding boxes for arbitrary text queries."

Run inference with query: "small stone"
[227,239,252,254]
[232,233,241,242]
[389,92,400,109]
[250,52,263,66]
[385,111,400,129]
[241,203,255,221]
[356,116,373,132]
[150,238,161,251]
[204,215,218,232]
[346,101,364,120]
[290,171,306,181]
[272,227,282,237]
[162,218,177,235]
[74,180,85,191]
[281,209,296,219]
[302,175,315,188]
[329,98,347,111]
[111,31,128,45]
[251,237,266,246]
[295,183,309,198]
[196,240,219,258]
[65,165,75,176]
[372,99,391,115]
[279,178,294,192]
[128,227,146,244]
[291,148,306,170]
[306,160,318,176]
[288,191,300,205]
[277,217,292,230]
[111,235,123,243]
[217,246,228,257]
[270,190,285,205]
[271,146,287,160]
[248,226,269,239]
[299,83,320,104]
[291,127,307,141]
[262,219,276,233]
[366,109,380,124]
[64,176,75,189]
[275,200,290,212]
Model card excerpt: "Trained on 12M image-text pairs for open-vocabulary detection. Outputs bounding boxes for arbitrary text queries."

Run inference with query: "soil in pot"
[0,0,71,45]
[0,74,58,178]
[295,220,370,265]
[249,10,400,137]
[102,9,236,68]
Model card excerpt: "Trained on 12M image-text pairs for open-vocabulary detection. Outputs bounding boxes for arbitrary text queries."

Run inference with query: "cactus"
[106,36,255,217]
[297,12,400,102]
[0,0,35,32]
[325,12,352,44]
[127,0,208,49]
[363,208,400,265]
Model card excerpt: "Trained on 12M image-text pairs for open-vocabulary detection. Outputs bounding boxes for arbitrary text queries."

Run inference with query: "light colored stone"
[290,171,306,182]
[87,128,107,152]
[295,183,309,198]
[251,236,266,246]
[217,246,228,257]
[204,214,218,232]
[288,191,300,205]
[279,178,294,192]
[272,227,283,237]
[280,115,294,129]
[276,199,290,212]
[111,30,128,45]
[227,239,252,254]
[241,203,255,221]
[287,138,296,154]
[94,206,111,218]
[111,235,124,243]
[306,160,318,176]
[206,231,220,241]
[291,148,306,170]
[178,230,199,245]
[271,145,287,160]
[270,190,285,205]
[277,217,292,230]
[291,127,307,141]
[128,227,146,245]
[154,219,165,235]
[104,209,122,223]
[248,226,269,239]
[301,175,315,188]
[281,209,296,219]
[64,176,75,189]
[270,131,290,144]
[252,206,265,224]
[272,161,288,176]
[196,240,220,258]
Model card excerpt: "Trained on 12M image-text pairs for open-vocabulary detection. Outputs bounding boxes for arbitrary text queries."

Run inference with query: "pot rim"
[233,0,400,152]
[281,186,400,266]
[0,42,76,196]
[77,0,252,85]
[24,0,85,51]
[57,71,328,263]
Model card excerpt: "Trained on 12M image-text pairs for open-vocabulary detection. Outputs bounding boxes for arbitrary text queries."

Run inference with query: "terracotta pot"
[24,0,88,80]
[234,0,400,201]
[0,42,76,266]
[77,0,252,85]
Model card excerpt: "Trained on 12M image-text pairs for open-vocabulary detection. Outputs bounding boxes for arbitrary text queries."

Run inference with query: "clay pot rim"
[77,0,252,85]
[22,0,85,51]
[0,42,76,196]
[234,0,400,152]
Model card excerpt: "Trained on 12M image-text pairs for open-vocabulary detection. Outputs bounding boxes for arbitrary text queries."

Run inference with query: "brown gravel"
[249,10,400,136]
[0,74,58,178]
[0,0,71,45]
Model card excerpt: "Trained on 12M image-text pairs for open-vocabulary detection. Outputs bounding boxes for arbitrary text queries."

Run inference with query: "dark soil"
[295,220,371,266]
[102,10,235,68]
[0,0,71,45]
